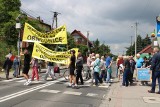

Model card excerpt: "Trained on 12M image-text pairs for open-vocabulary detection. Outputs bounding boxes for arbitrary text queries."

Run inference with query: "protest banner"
[22,23,67,44]
[32,42,78,65]
[137,68,151,81]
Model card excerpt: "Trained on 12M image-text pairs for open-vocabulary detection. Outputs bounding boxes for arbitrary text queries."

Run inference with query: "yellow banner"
[22,23,67,44]
[32,43,78,65]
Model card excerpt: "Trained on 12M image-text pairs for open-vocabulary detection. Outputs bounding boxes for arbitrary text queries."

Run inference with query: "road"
[0,63,116,107]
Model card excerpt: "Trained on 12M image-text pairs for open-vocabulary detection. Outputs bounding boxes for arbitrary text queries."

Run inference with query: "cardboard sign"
[137,68,151,81]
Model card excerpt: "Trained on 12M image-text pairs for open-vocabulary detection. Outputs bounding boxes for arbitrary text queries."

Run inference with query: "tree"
[142,34,151,48]
[136,35,143,53]
[91,39,110,56]
[126,34,152,55]
[0,0,21,45]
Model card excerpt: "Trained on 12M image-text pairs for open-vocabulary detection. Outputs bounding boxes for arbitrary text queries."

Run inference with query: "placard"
[137,68,151,81]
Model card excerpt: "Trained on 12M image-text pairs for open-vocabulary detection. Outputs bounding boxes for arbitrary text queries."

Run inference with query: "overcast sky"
[21,0,159,55]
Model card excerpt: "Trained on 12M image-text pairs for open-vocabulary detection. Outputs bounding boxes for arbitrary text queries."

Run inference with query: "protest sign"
[137,68,151,81]
[23,23,67,44]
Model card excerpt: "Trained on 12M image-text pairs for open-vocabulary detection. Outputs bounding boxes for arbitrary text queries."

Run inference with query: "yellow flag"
[23,23,67,44]
[32,42,78,65]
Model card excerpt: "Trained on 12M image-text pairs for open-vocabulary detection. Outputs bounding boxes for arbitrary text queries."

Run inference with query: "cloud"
[21,0,160,55]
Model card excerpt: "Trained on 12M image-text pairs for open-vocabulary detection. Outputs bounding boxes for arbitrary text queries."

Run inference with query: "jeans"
[94,72,102,85]
[122,68,130,86]
[13,65,19,77]
[44,66,54,80]
[106,68,111,82]
[151,71,160,92]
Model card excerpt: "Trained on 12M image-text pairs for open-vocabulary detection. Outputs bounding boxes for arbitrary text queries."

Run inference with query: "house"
[71,30,93,47]
[138,45,153,54]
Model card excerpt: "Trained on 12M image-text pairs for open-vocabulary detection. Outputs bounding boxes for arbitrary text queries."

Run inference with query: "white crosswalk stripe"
[86,93,98,97]
[1,77,110,88]
[39,89,60,93]
[63,91,82,96]
[39,89,100,97]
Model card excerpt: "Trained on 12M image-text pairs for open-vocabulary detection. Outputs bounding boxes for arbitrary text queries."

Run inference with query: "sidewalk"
[100,78,160,107]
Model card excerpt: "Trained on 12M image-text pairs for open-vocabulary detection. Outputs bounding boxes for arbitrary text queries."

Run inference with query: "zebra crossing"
[0,76,110,88]
[39,89,104,98]
[0,76,110,103]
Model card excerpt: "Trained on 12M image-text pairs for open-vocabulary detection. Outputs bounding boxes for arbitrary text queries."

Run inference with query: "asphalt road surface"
[0,63,116,107]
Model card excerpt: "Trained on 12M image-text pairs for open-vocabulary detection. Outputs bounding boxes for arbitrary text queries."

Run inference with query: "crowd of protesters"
[1,47,160,94]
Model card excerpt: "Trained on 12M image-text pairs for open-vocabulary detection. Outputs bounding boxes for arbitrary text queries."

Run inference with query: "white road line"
[98,85,109,88]
[2,77,24,82]
[63,91,82,96]
[0,77,65,102]
[39,89,60,94]
[86,93,98,97]
[85,79,92,83]
[16,79,27,82]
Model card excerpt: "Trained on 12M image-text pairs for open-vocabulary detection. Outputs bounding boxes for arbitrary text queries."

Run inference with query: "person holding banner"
[68,50,77,87]
[30,58,39,81]
[148,47,160,94]
[21,49,31,85]
[44,62,55,81]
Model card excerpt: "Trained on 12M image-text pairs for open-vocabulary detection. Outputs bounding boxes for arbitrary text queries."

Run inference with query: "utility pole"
[135,22,138,58]
[87,31,90,53]
[103,41,105,55]
[51,11,61,29]
[131,36,133,55]
[51,11,61,51]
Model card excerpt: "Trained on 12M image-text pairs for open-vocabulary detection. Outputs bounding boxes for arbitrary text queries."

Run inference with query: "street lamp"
[16,14,21,57]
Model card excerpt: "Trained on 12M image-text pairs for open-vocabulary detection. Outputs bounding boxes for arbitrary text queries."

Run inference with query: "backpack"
[54,66,60,73]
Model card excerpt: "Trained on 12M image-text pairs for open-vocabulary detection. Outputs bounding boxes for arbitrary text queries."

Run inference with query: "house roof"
[28,17,51,30]
[71,30,93,45]
[138,45,153,54]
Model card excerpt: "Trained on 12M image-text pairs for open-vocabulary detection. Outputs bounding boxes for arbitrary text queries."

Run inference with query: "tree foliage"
[0,0,21,45]
[126,34,152,56]
[91,39,111,56]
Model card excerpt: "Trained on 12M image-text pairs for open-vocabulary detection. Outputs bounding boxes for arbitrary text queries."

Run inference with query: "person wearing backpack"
[93,54,102,86]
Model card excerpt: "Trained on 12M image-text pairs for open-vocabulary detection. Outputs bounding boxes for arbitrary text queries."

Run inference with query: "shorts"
[69,67,75,75]
[23,65,30,75]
